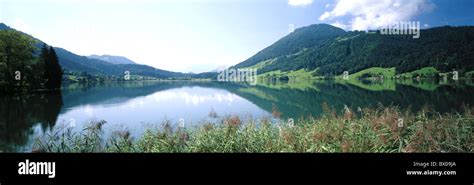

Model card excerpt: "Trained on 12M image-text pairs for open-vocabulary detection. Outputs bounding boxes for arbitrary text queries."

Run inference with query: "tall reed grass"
[33,105,473,153]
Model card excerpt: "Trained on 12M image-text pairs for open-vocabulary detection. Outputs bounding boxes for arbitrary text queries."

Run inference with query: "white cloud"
[330,21,350,30]
[288,0,314,7]
[288,24,295,33]
[319,0,435,30]
[319,12,331,21]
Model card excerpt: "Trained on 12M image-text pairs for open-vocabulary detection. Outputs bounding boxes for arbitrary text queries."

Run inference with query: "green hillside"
[234,24,474,78]
[234,24,346,69]
[345,67,396,80]
[397,67,439,79]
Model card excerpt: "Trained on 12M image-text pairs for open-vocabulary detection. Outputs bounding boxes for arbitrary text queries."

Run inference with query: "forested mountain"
[0,23,191,79]
[3,22,473,81]
[234,24,346,69]
[234,24,474,76]
[88,55,136,65]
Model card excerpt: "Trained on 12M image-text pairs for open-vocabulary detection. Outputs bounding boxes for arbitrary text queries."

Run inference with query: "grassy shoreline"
[33,105,473,153]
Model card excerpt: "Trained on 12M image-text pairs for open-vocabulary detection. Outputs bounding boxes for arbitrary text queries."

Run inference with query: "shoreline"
[31,105,474,153]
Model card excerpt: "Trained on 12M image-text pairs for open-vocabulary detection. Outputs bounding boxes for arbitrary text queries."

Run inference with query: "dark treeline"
[0,30,63,93]
[0,93,63,151]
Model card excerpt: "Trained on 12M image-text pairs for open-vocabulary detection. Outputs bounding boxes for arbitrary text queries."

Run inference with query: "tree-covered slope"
[306,26,474,76]
[234,24,474,76]
[234,24,346,69]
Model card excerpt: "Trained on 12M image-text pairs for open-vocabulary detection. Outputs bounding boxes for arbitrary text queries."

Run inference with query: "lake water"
[1,80,474,152]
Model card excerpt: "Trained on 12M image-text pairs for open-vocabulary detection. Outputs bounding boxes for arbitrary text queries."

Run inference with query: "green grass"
[335,67,449,91]
[397,67,439,79]
[348,67,396,79]
[258,69,318,80]
[334,68,397,91]
[255,69,322,91]
[33,105,474,153]
[242,58,276,70]
[255,66,469,92]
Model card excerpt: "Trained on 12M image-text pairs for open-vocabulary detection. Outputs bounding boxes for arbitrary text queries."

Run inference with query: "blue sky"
[1,0,473,73]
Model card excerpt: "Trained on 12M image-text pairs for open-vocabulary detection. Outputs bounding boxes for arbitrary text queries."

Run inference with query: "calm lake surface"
[2,80,474,152]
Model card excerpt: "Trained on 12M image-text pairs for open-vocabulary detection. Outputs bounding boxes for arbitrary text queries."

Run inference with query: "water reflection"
[0,92,63,152]
[1,80,473,152]
[56,85,270,140]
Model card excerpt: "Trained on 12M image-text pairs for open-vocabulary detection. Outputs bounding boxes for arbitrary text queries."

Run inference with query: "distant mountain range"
[0,23,198,79]
[234,24,474,76]
[88,55,136,65]
[2,22,473,80]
